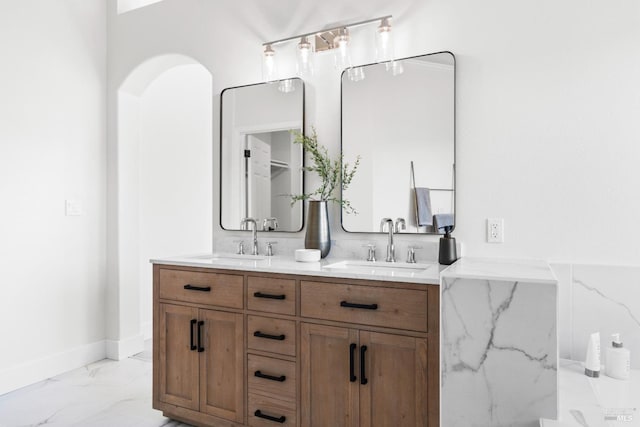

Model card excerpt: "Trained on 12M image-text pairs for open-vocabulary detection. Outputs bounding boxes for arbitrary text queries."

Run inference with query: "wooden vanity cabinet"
[154,266,245,426]
[154,264,439,427]
[300,281,431,427]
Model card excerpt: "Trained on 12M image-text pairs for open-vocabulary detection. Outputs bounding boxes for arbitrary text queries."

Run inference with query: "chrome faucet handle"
[362,244,377,262]
[395,218,406,233]
[380,217,393,232]
[234,240,245,255]
[406,246,423,263]
[265,241,277,256]
[263,218,279,231]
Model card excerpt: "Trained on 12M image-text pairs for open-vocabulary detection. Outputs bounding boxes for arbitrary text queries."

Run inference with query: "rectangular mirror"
[220,78,304,232]
[341,52,455,234]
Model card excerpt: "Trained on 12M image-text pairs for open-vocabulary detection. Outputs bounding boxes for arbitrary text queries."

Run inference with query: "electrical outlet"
[487,218,504,243]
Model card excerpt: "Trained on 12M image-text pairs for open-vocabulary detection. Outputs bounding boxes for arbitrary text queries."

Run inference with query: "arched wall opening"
[111,54,213,359]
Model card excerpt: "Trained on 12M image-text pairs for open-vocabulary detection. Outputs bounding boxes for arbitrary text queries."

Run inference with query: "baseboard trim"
[106,333,144,361]
[0,340,106,396]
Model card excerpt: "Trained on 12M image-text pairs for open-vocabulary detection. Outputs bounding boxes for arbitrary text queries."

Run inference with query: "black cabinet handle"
[197,321,205,352]
[340,301,378,310]
[360,345,368,385]
[253,331,285,341]
[349,343,357,382]
[254,410,286,423]
[254,371,286,382]
[184,284,211,292]
[254,291,286,300]
[190,319,197,351]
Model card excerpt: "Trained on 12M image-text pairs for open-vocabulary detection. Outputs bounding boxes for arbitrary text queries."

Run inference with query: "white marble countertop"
[441,257,557,284]
[151,253,445,285]
[541,359,640,427]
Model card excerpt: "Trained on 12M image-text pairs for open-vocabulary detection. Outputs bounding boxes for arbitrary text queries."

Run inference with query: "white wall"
[138,64,213,336]
[0,1,107,394]
[108,0,640,267]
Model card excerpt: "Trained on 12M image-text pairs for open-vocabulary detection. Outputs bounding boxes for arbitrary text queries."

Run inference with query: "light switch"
[65,199,84,216]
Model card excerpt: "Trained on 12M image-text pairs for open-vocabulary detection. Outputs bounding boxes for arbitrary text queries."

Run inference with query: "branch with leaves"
[289,128,361,214]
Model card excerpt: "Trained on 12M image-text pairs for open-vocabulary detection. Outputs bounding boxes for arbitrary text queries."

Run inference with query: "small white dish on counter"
[295,249,321,262]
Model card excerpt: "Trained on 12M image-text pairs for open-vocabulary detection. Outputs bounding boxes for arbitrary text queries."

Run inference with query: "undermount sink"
[322,260,434,277]
[189,253,268,263]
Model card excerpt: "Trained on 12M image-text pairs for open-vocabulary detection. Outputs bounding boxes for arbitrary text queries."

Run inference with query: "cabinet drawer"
[159,268,243,309]
[247,276,296,316]
[248,393,296,427]
[300,281,428,332]
[247,315,296,356]
[248,354,296,402]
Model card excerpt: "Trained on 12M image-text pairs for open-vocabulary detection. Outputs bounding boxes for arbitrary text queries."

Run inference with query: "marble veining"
[0,343,191,427]
[570,264,640,367]
[441,272,558,427]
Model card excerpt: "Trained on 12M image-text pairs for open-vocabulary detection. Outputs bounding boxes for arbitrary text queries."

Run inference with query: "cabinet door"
[301,323,359,427]
[359,331,429,427]
[199,309,244,423]
[158,303,200,411]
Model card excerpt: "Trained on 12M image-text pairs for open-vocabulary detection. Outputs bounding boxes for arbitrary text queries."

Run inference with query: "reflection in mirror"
[341,52,455,234]
[220,78,304,232]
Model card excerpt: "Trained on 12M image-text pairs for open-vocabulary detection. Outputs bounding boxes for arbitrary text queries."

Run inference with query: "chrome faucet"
[240,217,259,255]
[395,218,406,234]
[380,218,396,262]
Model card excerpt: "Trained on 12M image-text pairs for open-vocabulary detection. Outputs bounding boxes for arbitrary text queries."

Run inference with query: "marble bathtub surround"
[441,258,558,427]
[551,263,640,368]
[540,359,640,427]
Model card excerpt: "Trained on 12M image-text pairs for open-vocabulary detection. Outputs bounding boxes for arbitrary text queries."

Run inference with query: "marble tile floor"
[0,342,191,427]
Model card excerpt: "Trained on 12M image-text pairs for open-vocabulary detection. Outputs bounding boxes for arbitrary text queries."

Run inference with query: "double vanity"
[151,253,558,427]
[152,254,442,427]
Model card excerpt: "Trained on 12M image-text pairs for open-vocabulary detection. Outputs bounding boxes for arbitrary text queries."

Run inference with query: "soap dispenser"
[605,333,631,380]
[438,226,457,265]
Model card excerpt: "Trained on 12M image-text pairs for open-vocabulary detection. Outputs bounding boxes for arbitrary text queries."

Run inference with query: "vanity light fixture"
[375,17,393,63]
[296,36,314,77]
[333,27,351,70]
[262,44,277,81]
[261,15,393,80]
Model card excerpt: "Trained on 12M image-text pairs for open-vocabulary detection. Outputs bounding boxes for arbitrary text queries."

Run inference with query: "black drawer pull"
[253,331,286,341]
[340,301,378,310]
[184,284,211,292]
[254,370,286,382]
[360,345,368,385]
[190,319,197,351]
[254,410,286,423]
[254,291,286,300]
[197,321,205,352]
[349,343,357,382]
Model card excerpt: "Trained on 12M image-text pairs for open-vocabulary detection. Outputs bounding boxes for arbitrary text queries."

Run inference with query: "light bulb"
[375,18,394,63]
[296,36,314,77]
[262,44,277,81]
[333,28,351,70]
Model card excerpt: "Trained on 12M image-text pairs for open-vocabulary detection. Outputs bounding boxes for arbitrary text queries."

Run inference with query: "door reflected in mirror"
[341,52,455,234]
[220,78,304,232]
